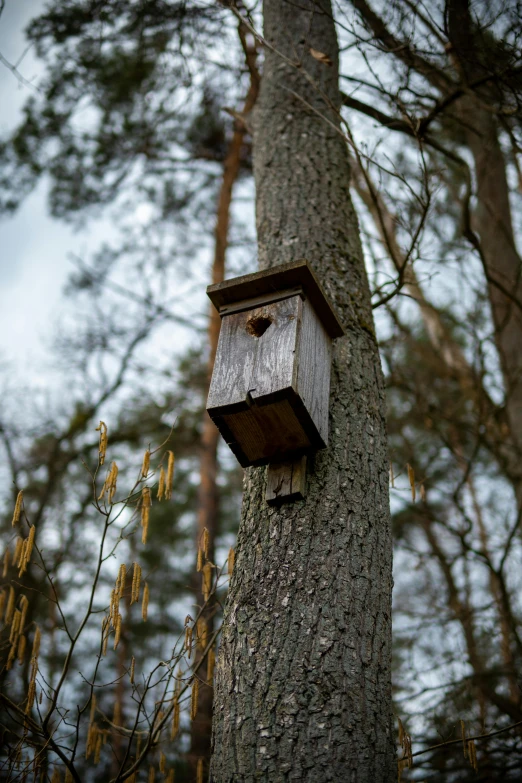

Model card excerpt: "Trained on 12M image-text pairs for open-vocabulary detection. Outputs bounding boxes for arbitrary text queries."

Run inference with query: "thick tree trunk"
[446,0,522,508]
[210,2,394,782]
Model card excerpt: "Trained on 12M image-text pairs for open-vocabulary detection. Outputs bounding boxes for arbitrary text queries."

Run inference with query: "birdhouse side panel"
[295,299,332,447]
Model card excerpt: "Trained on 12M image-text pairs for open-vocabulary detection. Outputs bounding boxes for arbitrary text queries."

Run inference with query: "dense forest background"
[1,1,521,781]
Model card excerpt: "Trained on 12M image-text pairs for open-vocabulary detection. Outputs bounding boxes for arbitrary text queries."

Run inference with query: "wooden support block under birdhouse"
[206,259,344,471]
[266,456,307,506]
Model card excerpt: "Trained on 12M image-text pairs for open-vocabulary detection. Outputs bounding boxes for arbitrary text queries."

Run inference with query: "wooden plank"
[218,287,302,317]
[266,456,307,505]
[221,399,312,466]
[207,259,345,338]
[295,299,331,446]
[248,296,299,402]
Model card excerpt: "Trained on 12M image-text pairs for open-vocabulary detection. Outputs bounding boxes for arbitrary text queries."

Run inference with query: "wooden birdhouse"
[206,260,344,498]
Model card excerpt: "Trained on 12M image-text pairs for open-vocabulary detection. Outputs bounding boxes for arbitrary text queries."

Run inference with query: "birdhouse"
[206,259,344,474]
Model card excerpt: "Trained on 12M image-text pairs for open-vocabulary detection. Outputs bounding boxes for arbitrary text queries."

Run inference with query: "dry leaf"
[310,48,333,67]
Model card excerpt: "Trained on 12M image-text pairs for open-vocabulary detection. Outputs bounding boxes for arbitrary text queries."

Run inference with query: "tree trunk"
[210,2,394,781]
[446,0,522,506]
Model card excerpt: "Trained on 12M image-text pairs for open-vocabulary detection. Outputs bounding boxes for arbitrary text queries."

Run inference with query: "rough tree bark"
[210,2,394,781]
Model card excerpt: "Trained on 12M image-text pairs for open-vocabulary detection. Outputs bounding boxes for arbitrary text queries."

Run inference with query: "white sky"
[0,0,111,379]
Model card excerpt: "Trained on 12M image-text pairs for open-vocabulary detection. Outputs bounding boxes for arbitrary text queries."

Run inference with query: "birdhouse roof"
[206,259,345,338]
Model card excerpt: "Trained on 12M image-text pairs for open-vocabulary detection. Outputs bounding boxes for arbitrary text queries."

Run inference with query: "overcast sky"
[0,0,110,380]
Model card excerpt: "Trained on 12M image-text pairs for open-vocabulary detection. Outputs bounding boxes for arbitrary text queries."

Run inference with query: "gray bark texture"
[210,2,394,781]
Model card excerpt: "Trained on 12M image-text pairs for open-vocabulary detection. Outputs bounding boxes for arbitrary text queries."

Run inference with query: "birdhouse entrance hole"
[246,313,272,338]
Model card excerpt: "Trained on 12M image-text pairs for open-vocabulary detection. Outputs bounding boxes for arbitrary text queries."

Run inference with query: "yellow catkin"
[171,696,180,739]
[94,732,103,764]
[26,657,38,713]
[102,617,109,656]
[468,739,478,771]
[12,490,23,526]
[207,647,216,683]
[110,588,120,628]
[185,624,193,658]
[390,463,395,488]
[461,719,467,758]
[142,449,151,478]
[202,528,209,558]
[6,640,17,670]
[113,701,121,726]
[141,487,151,544]
[130,656,136,684]
[197,618,208,650]
[0,590,6,621]
[196,547,203,572]
[171,674,181,739]
[114,613,122,649]
[99,461,119,502]
[148,766,155,783]
[96,421,108,465]
[407,463,416,501]
[18,540,29,577]
[5,586,15,625]
[90,694,97,725]
[51,768,61,783]
[406,734,413,767]
[190,678,199,721]
[32,625,41,659]
[117,563,127,599]
[86,723,95,758]
[65,770,73,783]
[398,717,404,746]
[142,583,149,622]
[22,526,36,572]
[2,547,10,577]
[108,462,119,503]
[420,483,426,502]
[202,563,212,601]
[131,562,142,604]
[165,450,175,500]
[196,758,204,783]
[228,547,235,576]
[14,537,24,567]
[157,466,166,500]
[159,753,166,774]
[166,771,175,783]
[10,609,21,643]
[19,595,29,632]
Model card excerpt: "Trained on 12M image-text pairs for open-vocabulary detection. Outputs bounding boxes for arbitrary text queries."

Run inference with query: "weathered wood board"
[207,296,299,411]
[266,456,307,505]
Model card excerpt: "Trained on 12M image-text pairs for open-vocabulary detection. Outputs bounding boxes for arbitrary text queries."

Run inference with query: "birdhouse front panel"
[207,290,332,467]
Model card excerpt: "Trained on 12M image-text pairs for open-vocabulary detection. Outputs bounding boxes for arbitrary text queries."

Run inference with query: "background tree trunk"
[210,2,394,781]
[189,28,259,780]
